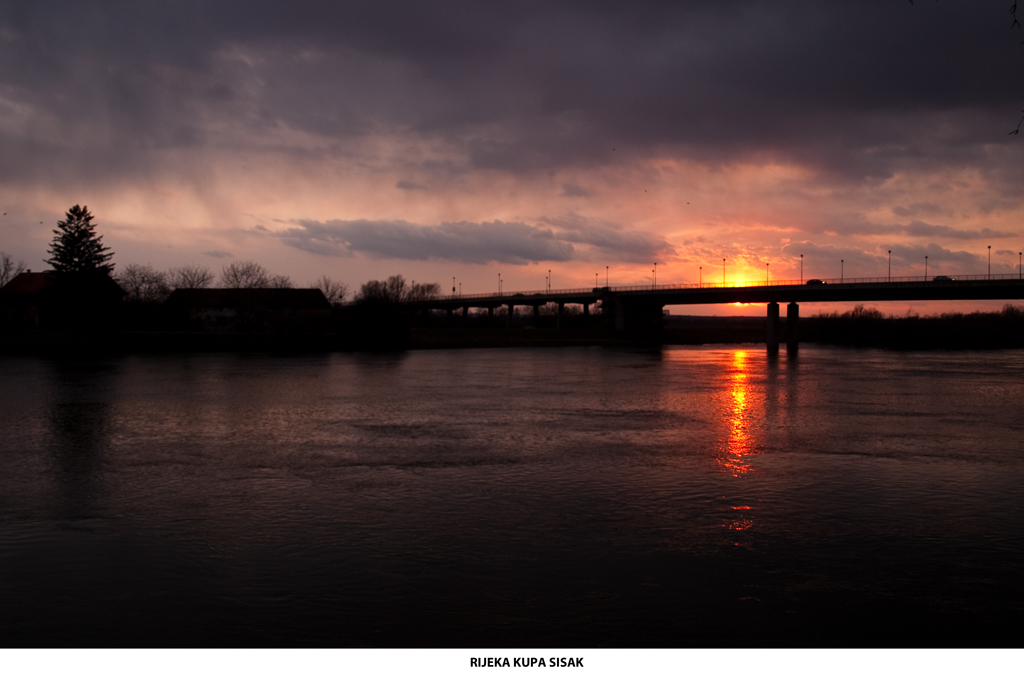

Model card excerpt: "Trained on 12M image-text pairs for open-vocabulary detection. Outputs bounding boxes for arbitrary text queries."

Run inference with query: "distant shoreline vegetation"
[798,304,1024,350]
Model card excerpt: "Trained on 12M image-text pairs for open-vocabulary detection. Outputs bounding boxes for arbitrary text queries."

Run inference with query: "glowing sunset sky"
[1,1,1022,314]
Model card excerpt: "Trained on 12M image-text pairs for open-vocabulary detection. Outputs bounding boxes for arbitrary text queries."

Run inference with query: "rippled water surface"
[1,346,1022,647]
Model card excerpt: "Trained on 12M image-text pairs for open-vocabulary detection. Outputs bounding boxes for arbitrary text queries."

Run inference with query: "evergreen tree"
[46,205,114,275]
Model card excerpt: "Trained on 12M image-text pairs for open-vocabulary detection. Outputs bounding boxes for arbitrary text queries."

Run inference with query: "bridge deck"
[399,275,1024,310]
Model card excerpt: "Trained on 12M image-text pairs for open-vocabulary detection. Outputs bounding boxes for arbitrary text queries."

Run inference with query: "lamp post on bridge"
[841,259,844,283]
[699,266,702,287]
[925,256,928,279]
[605,265,609,287]
[1020,252,1022,280]
[722,259,726,285]
[452,277,456,297]
[800,254,803,284]
[498,273,502,297]
[988,246,991,279]
[766,262,769,284]
[888,250,891,282]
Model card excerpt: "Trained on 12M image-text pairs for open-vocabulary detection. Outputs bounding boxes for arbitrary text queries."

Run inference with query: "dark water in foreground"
[1,346,1022,647]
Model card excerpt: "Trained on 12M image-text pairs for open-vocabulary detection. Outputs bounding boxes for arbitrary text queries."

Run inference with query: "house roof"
[0,271,54,296]
[0,271,125,303]
[165,288,331,310]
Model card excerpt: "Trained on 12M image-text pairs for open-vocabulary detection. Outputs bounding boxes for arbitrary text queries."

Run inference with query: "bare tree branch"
[0,251,27,287]
[311,275,348,305]
[167,265,214,289]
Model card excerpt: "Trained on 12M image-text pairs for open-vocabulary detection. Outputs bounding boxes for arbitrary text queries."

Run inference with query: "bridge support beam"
[767,302,780,353]
[557,302,564,329]
[583,302,590,317]
[446,308,453,322]
[532,304,540,327]
[507,304,515,329]
[487,306,494,324]
[787,302,799,352]
[463,306,470,325]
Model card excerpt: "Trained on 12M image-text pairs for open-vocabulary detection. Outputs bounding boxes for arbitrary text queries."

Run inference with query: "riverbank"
[4,306,1024,354]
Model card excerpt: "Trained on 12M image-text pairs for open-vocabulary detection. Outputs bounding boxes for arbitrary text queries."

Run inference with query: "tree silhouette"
[356,275,440,304]
[0,251,26,286]
[312,275,348,305]
[118,264,171,302]
[167,264,214,289]
[220,260,272,288]
[46,205,114,275]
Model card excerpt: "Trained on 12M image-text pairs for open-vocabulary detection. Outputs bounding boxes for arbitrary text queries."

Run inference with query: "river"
[1,346,1021,646]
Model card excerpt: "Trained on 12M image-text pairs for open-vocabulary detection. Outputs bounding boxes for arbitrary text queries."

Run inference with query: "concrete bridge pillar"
[507,304,515,329]
[787,302,799,352]
[599,299,615,329]
[532,304,540,327]
[446,308,453,322]
[463,306,470,325]
[583,302,590,317]
[767,302,780,353]
[557,302,564,329]
[487,306,494,325]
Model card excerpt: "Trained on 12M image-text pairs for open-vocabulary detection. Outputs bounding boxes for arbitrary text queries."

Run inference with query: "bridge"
[401,274,1024,352]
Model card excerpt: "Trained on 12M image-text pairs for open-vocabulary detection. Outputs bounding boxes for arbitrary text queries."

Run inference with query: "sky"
[1,1,1023,315]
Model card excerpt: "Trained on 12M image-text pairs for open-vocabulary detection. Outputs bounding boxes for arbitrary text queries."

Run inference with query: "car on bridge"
[806,279,825,285]
[932,275,955,282]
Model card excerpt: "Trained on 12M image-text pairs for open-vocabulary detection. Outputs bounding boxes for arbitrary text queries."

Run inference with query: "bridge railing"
[438,274,1022,299]
[438,287,597,300]
[379,273,1024,305]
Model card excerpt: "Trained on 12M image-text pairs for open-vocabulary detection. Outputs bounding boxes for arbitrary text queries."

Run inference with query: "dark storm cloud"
[561,184,593,198]
[281,219,574,264]
[892,203,945,218]
[279,217,673,264]
[535,214,674,262]
[782,240,983,275]
[861,220,1016,240]
[902,221,1014,240]
[396,180,428,190]
[885,243,985,269]
[0,1,1020,185]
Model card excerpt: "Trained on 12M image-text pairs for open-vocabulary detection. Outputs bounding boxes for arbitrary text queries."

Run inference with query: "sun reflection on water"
[720,349,759,477]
